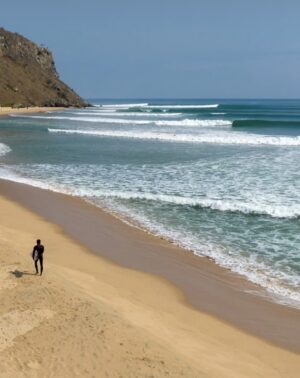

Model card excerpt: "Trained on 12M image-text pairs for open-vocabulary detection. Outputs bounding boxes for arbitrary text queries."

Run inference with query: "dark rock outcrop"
[0,27,87,107]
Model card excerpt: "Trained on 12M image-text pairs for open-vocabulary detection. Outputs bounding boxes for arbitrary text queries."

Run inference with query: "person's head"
[37,239,41,245]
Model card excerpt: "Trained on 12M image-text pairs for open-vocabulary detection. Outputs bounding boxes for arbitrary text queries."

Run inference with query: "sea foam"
[70,111,182,117]
[95,103,149,108]
[0,143,11,157]
[146,104,219,109]
[17,115,231,127]
[67,190,300,219]
[48,128,300,146]
[94,103,218,109]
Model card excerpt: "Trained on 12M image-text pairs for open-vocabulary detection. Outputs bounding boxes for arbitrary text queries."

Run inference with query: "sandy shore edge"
[0,180,299,377]
[0,106,65,117]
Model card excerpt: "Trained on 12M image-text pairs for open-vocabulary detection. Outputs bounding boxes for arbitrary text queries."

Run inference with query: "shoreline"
[96,198,300,310]
[1,186,300,376]
[0,106,67,117]
[0,179,299,354]
[0,106,297,310]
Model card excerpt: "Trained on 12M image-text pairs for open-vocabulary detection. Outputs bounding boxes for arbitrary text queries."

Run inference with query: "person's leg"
[39,256,43,276]
[34,259,38,274]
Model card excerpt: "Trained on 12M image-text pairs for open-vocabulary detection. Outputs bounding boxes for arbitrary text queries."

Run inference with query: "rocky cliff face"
[0,27,87,107]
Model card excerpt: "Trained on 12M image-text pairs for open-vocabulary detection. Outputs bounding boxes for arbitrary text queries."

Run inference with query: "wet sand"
[0,179,300,355]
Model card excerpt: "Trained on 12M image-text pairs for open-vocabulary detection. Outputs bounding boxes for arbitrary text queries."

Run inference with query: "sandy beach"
[0,106,65,117]
[0,180,299,377]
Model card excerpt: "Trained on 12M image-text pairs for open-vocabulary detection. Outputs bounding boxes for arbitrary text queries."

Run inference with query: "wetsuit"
[33,244,44,275]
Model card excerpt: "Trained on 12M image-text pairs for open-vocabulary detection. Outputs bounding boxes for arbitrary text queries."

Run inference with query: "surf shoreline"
[0,178,299,353]
[0,106,66,117]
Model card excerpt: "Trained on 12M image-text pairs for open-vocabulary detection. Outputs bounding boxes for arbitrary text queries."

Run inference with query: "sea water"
[0,99,300,307]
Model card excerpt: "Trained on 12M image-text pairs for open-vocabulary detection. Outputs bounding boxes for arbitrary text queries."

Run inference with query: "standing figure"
[32,239,45,276]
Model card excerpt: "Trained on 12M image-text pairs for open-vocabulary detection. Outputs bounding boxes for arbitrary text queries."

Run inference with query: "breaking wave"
[70,111,182,117]
[146,104,219,109]
[94,103,149,108]
[48,128,300,146]
[17,115,231,127]
[94,103,219,109]
[58,189,300,219]
[155,119,231,127]
[0,143,11,157]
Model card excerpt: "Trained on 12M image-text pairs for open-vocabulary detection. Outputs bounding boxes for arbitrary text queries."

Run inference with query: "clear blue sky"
[2,1,300,99]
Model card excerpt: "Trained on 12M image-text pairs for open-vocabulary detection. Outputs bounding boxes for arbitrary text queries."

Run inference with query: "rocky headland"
[0,27,87,108]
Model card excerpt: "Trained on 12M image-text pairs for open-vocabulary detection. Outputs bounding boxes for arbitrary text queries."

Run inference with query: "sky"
[1,1,300,99]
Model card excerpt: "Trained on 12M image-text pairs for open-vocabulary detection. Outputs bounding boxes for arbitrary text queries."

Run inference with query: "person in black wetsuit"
[32,239,45,276]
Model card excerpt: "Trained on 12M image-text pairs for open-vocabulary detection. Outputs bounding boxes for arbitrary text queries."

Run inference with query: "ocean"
[0,99,300,307]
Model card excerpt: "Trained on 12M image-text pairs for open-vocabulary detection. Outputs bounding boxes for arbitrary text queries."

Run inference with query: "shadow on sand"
[10,270,36,278]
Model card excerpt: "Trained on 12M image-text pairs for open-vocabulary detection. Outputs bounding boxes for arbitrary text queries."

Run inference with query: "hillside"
[0,27,87,107]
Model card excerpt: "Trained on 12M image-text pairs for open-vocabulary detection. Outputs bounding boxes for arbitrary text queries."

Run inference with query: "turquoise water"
[0,99,300,306]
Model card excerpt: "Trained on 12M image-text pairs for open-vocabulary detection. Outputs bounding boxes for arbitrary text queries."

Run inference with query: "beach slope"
[0,193,299,377]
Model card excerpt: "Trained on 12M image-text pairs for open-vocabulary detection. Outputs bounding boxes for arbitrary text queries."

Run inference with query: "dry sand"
[0,190,299,377]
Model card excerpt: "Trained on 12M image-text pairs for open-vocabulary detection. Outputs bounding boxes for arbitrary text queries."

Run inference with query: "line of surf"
[58,189,300,219]
[70,111,182,117]
[146,104,219,109]
[48,128,300,146]
[94,103,149,108]
[94,103,219,109]
[16,115,231,127]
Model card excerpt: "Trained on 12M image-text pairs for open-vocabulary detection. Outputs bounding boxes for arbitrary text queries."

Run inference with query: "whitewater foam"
[0,143,11,157]
[146,104,219,109]
[95,103,149,108]
[63,189,300,219]
[156,119,231,127]
[18,115,231,127]
[48,128,300,146]
[94,103,218,109]
[70,111,182,117]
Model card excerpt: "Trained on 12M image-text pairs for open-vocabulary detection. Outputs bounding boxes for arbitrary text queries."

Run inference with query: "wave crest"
[48,128,300,146]
[94,103,218,109]
[16,115,230,127]
[94,103,149,108]
[77,190,300,219]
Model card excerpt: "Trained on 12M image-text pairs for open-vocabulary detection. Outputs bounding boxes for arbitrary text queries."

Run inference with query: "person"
[32,239,45,276]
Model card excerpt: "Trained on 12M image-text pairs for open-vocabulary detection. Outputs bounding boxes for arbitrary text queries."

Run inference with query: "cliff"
[0,27,87,107]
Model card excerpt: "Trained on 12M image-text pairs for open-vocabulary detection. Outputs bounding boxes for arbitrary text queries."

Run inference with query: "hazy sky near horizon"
[2,1,300,99]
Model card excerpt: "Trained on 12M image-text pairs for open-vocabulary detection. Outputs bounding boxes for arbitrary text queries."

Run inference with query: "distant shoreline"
[0,106,66,117]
